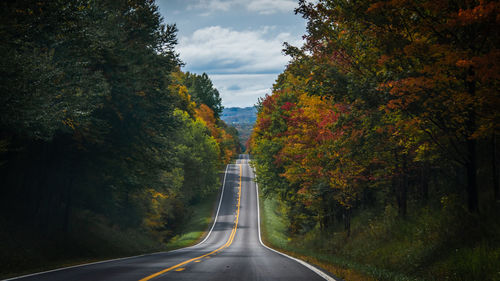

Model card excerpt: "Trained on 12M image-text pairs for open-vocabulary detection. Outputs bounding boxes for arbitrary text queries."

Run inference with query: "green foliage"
[165,192,218,251]
[260,192,500,281]
[0,0,238,276]
[251,0,499,279]
[185,72,223,118]
[172,109,220,202]
[0,0,110,140]
[0,191,219,279]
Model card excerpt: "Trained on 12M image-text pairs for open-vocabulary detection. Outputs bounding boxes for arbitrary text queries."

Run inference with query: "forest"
[0,0,240,276]
[221,106,257,149]
[250,0,500,280]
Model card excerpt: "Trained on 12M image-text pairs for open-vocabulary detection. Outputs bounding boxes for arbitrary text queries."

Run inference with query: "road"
[7,154,334,281]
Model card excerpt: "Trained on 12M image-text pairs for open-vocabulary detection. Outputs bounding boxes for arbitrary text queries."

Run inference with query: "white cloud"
[188,0,297,15]
[187,0,232,11]
[178,25,304,106]
[157,0,306,107]
[246,0,297,15]
[209,74,278,107]
[177,26,301,74]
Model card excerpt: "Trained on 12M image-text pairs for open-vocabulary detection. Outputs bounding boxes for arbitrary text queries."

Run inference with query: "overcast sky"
[156,0,306,108]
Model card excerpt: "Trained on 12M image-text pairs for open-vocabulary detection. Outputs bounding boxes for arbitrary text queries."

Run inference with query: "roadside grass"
[258,190,500,281]
[0,190,219,279]
[165,191,218,250]
[259,195,380,281]
[0,213,166,279]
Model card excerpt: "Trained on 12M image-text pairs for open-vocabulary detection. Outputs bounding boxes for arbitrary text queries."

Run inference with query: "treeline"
[0,0,239,256]
[250,0,499,236]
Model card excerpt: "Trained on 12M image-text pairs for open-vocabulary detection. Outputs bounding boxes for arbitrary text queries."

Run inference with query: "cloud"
[178,25,304,106]
[187,0,232,16]
[177,26,301,74]
[209,74,278,107]
[246,0,297,15]
[227,84,241,90]
[188,0,297,15]
[157,0,306,107]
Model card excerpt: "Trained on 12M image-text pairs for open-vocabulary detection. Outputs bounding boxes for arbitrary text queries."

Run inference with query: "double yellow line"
[139,164,242,281]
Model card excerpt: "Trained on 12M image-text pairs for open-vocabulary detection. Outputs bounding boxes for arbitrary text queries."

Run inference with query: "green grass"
[0,214,166,279]
[259,194,291,249]
[165,192,218,250]
[0,191,219,279]
[258,195,389,281]
[258,190,500,281]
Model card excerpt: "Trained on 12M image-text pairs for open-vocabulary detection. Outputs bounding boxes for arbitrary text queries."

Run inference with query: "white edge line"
[252,165,337,281]
[198,163,230,244]
[3,164,232,281]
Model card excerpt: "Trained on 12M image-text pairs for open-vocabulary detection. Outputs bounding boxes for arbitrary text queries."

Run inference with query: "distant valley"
[221,107,257,148]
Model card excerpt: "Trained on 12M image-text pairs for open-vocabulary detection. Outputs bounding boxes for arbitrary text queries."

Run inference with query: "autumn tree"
[251,0,499,241]
[295,0,500,212]
[0,1,239,266]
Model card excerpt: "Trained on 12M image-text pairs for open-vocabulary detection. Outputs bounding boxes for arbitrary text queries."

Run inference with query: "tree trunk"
[394,151,407,217]
[344,207,351,237]
[34,142,51,230]
[420,164,429,202]
[466,138,478,212]
[493,134,499,202]
[63,176,73,234]
[399,157,408,217]
[465,67,479,212]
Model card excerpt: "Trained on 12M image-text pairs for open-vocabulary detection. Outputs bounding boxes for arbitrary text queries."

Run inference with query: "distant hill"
[221,107,257,124]
[221,107,257,148]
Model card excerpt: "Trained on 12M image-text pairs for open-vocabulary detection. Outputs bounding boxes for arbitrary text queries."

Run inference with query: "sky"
[156,0,306,108]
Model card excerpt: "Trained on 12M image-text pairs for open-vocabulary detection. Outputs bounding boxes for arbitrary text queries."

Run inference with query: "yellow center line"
[139,164,243,281]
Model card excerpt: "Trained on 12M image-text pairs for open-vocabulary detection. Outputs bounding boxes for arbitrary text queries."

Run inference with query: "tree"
[185,72,223,118]
[296,0,500,212]
[0,0,235,254]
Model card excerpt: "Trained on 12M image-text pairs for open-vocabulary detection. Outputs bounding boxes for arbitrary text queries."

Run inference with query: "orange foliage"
[195,104,238,164]
[196,104,219,139]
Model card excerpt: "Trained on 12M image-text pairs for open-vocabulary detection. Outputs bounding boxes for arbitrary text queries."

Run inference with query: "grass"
[0,214,166,279]
[259,195,379,281]
[0,191,219,279]
[165,191,219,250]
[258,189,500,281]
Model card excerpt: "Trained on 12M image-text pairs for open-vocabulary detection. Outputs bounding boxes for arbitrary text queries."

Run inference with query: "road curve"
[6,154,334,281]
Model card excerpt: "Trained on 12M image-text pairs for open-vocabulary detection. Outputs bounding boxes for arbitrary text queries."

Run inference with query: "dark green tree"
[185,72,223,118]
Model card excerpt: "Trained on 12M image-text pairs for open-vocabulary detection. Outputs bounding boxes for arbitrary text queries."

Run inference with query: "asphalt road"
[7,154,334,281]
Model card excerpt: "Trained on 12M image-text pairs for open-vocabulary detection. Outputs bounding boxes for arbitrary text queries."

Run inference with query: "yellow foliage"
[168,71,196,114]
[149,189,168,200]
[62,118,76,130]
